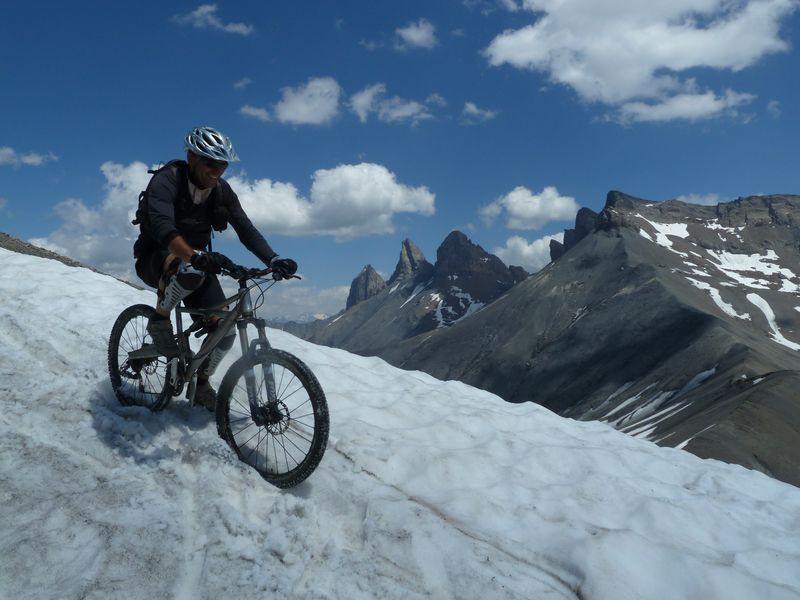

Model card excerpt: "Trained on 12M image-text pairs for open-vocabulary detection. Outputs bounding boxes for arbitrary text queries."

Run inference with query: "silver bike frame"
[172,277,277,411]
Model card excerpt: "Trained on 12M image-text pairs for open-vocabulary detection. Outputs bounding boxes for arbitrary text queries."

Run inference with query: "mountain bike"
[107,264,329,488]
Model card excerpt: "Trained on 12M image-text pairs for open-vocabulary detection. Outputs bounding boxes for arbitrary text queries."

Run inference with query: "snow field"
[1,247,800,600]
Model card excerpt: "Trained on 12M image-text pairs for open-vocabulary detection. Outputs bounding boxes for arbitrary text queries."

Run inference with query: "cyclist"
[132,126,297,410]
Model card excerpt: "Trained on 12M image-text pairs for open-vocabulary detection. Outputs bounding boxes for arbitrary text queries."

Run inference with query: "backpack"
[132,160,231,235]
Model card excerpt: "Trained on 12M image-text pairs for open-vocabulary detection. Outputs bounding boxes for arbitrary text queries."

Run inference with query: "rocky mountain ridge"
[289,191,800,486]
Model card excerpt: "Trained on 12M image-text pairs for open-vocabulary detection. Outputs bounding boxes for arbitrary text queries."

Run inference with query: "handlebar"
[219,264,301,282]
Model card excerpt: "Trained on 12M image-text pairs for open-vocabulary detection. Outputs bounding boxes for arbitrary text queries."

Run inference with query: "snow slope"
[1,247,799,600]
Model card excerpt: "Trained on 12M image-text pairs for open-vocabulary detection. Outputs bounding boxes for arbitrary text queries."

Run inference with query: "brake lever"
[271,273,302,281]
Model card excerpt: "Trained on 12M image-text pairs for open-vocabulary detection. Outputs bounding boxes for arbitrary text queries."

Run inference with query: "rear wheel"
[108,304,172,411]
[216,349,329,488]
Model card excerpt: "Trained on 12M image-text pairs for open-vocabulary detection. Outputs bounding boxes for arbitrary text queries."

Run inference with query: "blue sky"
[2,0,799,319]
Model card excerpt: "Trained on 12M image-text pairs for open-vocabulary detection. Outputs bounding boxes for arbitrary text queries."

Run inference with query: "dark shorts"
[135,250,227,312]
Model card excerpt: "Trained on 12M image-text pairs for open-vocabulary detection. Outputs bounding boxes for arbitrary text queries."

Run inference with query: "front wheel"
[108,304,172,411]
[216,349,329,488]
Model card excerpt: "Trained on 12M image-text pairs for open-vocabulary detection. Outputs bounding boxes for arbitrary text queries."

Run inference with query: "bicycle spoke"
[288,410,315,421]
[281,428,312,454]
[288,420,315,438]
[231,420,255,438]
[278,385,308,404]
[229,407,251,419]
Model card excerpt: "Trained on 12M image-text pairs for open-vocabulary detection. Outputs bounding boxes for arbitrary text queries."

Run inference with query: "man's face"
[188,152,228,189]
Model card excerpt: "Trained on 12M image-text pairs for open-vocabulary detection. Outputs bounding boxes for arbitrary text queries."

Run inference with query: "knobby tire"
[108,304,172,411]
[216,349,329,488]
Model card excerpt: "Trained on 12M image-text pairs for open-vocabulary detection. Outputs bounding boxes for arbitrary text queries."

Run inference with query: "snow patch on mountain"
[686,277,751,320]
[636,215,690,257]
[747,293,800,351]
[429,288,486,328]
[707,249,798,292]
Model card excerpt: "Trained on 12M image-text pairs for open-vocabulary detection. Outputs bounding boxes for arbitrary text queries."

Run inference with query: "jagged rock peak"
[508,265,529,284]
[388,239,431,284]
[346,264,386,310]
[435,230,506,274]
[604,190,652,211]
[550,207,599,262]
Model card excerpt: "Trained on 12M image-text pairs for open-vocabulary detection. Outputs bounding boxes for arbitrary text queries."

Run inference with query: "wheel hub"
[254,401,290,433]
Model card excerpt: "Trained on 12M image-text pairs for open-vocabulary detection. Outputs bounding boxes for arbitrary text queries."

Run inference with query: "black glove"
[270,256,298,280]
[190,251,234,274]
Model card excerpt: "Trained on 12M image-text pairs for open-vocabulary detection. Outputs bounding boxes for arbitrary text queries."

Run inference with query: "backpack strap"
[131,160,188,227]
[210,180,230,232]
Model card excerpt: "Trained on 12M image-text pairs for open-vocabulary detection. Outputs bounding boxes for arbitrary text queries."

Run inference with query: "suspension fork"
[255,320,277,402]
[236,294,277,421]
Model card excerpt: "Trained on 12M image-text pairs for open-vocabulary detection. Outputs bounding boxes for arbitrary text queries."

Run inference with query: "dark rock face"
[346,265,386,310]
[423,231,519,330]
[563,207,599,249]
[549,238,566,262]
[550,207,599,262]
[509,265,529,284]
[388,239,433,285]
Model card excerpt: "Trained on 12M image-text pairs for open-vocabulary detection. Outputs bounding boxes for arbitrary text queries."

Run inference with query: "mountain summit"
[283,232,526,355]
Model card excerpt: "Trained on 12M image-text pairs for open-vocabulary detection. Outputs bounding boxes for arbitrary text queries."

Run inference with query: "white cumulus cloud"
[30,161,151,279]
[240,104,271,122]
[349,84,434,125]
[378,98,432,124]
[426,93,447,107]
[173,4,254,35]
[274,77,341,125]
[350,84,387,123]
[0,146,58,167]
[485,0,798,122]
[230,163,435,240]
[395,18,438,50]
[233,77,253,90]
[265,284,350,321]
[462,102,498,123]
[617,89,755,123]
[494,232,563,273]
[481,185,579,229]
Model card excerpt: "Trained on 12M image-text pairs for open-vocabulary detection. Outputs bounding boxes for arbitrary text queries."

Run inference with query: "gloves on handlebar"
[190,251,235,275]
[269,256,298,280]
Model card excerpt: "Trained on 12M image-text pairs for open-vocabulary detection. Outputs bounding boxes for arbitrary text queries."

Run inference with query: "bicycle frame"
[127,274,278,416]
[180,277,279,413]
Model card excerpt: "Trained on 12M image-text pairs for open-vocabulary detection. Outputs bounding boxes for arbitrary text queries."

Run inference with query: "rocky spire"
[550,207,599,262]
[433,230,513,282]
[388,239,432,285]
[346,265,386,310]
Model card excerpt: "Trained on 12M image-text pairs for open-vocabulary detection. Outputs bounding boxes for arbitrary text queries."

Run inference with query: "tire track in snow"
[329,443,580,599]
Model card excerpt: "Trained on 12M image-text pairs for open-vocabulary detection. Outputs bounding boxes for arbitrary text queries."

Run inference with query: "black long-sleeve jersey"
[134,160,276,264]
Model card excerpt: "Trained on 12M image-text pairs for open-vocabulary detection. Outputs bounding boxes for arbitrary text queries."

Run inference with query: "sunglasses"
[202,157,228,170]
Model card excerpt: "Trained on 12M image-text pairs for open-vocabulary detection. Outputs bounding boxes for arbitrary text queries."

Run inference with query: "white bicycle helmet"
[184,126,240,162]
